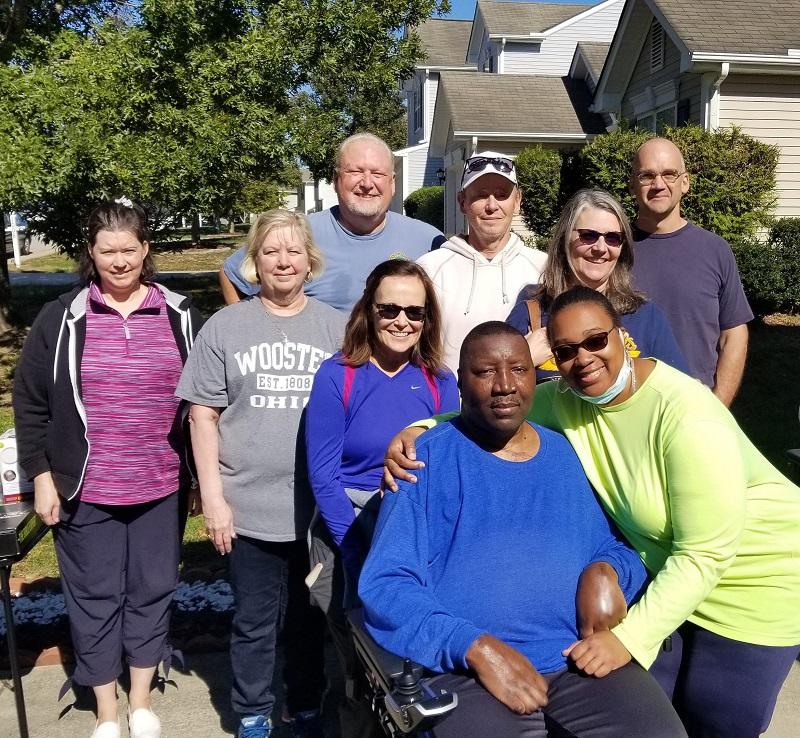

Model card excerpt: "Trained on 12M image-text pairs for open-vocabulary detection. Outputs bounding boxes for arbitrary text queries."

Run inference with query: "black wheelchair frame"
[348,609,458,737]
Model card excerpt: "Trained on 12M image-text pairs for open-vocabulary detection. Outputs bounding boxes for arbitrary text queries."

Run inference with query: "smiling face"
[88,229,149,295]
[549,301,625,397]
[334,139,395,230]
[371,274,426,367]
[567,207,624,292]
[631,139,689,228]
[457,173,521,250]
[255,225,310,302]
[459,332,534,438]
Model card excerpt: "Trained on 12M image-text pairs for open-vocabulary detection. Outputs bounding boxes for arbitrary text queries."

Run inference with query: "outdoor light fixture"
[436,167,446,185]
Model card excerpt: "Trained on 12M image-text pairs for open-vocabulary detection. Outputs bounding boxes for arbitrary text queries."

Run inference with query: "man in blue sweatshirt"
[359,322,686,737]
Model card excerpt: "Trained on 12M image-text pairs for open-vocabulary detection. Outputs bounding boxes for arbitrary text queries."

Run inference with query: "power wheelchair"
[347,608,458,737]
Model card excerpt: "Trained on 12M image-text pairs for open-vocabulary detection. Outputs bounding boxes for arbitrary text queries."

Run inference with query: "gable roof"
[414,18,474,68]
[593,0,800,114]
[477,1,593,36]
[653,0,800,55]
[430,71,606,155]
[575,41,611,79]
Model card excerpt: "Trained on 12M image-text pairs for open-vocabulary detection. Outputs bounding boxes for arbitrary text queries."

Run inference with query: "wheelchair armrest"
[348,608,426,694]
[348,608,458,735]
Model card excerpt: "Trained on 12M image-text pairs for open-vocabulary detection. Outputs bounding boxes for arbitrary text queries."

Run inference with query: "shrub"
[515,145,563,238]
[732,218,800,315]
[404,186,444,232]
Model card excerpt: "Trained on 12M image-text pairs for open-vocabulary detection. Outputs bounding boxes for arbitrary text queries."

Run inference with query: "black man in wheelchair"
[353,323,687,737]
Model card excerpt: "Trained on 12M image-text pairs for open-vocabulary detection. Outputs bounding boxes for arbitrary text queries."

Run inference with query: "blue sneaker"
[289,710,324,738]
[237,715,272,738]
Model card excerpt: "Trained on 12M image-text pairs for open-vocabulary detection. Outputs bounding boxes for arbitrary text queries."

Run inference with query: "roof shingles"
[438,71,606,135]
[654,0,800,55]
[415,19,474,67]
[478,0,593,35]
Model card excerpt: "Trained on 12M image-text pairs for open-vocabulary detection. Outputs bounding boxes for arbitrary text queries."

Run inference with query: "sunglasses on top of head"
[462,156,515,179]
[374,303,426,322]
[573,229,624,248]
[551,330,614,363]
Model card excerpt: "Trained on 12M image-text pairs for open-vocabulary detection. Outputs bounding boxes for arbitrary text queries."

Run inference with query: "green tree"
[0,0,449,259]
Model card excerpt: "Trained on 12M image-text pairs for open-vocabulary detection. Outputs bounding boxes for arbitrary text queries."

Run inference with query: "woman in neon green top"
[385,285,800,738]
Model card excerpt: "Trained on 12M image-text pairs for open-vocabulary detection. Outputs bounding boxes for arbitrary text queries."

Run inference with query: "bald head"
[633,138,685,173]
[630,137,689,233]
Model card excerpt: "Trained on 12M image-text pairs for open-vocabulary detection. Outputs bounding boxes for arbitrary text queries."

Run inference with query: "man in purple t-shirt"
[629,138,752,406]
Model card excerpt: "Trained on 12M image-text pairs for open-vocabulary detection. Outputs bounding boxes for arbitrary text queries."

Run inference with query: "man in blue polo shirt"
[219,133,446,312]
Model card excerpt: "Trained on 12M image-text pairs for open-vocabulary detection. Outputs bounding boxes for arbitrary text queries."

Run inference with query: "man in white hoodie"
[417,152,547,372]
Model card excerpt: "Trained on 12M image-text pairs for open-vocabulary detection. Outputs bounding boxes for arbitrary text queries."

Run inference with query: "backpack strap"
[421,367,441,414]
[343,362,356,410]
[525,299,541,332]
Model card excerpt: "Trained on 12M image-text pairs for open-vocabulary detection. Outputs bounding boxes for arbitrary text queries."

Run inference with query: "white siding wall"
[425,75,439,142]
[719,75,800,218]
[502,1,623,76]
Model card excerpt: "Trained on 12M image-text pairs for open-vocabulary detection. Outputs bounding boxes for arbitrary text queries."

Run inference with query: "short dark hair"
[342,259,446,373]
[545,285,622,342]
[79,199,156,285]
[459,321,526,370]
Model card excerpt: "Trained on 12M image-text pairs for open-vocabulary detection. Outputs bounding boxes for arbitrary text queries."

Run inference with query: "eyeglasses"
[462,156,515,180]
[374,303,426,322]
[574,229,624,248]
[634,169,686,186]
[551,330,612,362]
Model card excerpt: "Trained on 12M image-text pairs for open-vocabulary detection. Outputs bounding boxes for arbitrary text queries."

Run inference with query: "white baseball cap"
[460,151,517,191]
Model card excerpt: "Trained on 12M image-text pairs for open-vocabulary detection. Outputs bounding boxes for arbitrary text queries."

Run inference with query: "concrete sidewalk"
[2,652,798,737]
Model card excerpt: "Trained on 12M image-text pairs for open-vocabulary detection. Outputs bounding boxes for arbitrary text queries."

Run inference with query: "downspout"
[707,62,730,130]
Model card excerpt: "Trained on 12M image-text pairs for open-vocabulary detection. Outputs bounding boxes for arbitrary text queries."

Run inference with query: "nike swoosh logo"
[411,385,422,390]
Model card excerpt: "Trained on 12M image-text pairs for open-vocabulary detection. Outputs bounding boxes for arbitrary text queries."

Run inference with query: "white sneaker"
[128,708,161,738]
[90,720,120,738]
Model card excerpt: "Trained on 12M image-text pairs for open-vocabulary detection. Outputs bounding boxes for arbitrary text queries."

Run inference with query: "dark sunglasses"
[374,303,426,322]
[551,330,612,362]
[574,229,624,248]
[462,156,515,179]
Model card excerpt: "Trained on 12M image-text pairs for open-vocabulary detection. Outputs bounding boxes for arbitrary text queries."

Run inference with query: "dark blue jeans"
[651,621,800,737]
[229,536,326,719]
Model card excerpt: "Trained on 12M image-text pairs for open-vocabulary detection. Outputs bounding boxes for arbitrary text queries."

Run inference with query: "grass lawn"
[10,242,242,274]
[1,257,799,579]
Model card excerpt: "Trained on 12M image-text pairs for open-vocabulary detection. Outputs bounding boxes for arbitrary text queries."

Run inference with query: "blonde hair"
[239,210,325,284]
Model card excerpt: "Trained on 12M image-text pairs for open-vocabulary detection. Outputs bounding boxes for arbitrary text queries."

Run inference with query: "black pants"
[651,622,800,738]
[54,493,180,687]
[428,663,687,738]
[228,536,326,719]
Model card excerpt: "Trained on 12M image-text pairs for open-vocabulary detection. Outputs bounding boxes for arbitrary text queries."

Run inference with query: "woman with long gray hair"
[506,188,687,381]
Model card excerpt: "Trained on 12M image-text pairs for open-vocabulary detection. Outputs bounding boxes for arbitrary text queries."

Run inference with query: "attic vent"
[651,20,665,72]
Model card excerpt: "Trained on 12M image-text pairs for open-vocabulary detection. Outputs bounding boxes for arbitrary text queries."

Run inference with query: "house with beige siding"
[593,0,800,218]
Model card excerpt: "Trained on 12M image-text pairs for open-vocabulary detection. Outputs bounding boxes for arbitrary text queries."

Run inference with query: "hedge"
[515,125,780,246]
[404,186,444,232]
[732,218,800,315]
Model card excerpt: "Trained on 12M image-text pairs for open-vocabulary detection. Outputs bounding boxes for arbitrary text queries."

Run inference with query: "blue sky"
[446,0,596,21]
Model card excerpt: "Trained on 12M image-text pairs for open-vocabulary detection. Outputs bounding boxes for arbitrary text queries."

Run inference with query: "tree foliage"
[0,0,449,256]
